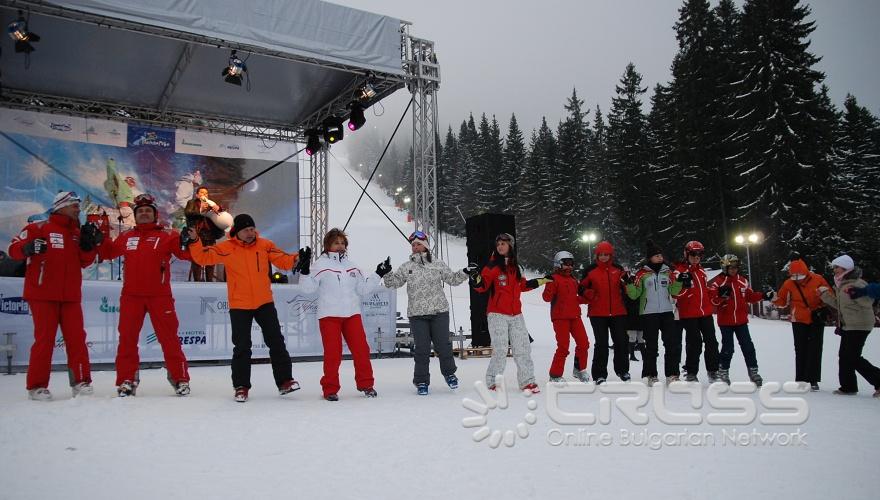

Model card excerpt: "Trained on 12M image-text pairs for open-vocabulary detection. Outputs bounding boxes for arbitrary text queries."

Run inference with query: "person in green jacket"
[625,241,684,386]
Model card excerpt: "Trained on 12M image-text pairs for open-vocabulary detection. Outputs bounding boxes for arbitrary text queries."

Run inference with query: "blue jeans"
[719,324,758,370]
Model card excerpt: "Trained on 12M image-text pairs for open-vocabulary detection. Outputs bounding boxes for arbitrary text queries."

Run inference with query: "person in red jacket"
[8,191,102,401]
[472,233,549,394]
[98,194,193,397]
[542,250,589,383]
[708,254,767,386]
[579,241,631,383]
[674,240,720,382]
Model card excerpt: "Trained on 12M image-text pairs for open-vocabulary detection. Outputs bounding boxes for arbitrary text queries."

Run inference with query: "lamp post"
[735,232,763,315]
[581,232,598,264]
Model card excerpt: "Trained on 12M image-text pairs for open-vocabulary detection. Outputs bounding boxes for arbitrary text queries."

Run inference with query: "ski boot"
[416,383,429,396]
[717,369,731,385]
[748,367,763,387]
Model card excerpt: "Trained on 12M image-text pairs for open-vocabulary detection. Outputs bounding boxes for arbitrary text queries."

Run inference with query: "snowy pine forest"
[349,0,880,286]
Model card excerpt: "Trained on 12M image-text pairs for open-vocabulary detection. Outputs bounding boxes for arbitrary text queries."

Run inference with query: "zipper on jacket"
[38,260,45,286]
[606,268,613,316]
[256,252,260,272]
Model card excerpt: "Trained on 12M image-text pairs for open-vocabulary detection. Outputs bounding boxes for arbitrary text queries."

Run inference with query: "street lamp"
[581,232,598,263]
[735,232,763,315]
[403,196,411,205]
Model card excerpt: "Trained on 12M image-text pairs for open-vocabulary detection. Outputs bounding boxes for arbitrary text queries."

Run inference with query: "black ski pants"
[682,315,719,375]
[792,322,823,384]
[838,330,880,392]
[230,302,293,389]
[641,312,681,378]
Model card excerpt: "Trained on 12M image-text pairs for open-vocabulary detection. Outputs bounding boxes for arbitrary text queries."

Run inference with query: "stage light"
[7,11,40,53]
[348,102,366,131]
[270,271,288,284]
[221,50,246,85]
[305,129,322,156]
[356,82,376,102]
[322,117,344,144]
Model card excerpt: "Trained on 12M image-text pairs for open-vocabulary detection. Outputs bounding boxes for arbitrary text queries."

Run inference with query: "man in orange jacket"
[8,191,101,400]
[187,213,303,402]
[770,258,831,391]
[99,194,192,397]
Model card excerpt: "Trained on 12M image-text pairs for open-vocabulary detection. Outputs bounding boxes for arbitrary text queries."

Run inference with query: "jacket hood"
[788,259,809,276]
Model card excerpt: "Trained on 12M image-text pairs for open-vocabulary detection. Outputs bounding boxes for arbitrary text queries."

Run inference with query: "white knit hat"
[51,191,82,213]
[831,254,854,271]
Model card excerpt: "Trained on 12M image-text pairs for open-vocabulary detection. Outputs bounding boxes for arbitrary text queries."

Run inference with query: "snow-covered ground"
[2,153,879,500]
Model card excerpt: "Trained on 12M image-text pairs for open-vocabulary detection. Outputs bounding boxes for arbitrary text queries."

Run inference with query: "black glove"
[678,272,693,289]
[762,289,776,301]
[179,228,196,250]
[577,283,587,296]
[376,257,392,278]
[23,238,47,256]
[463,263,479,275]
[79,223,103,251]
[846,286,868,300]
[718,285,732,298]
[469,273,483,288]
[620,272,634,285]
[296,246,312,275]
[525,277,552,288]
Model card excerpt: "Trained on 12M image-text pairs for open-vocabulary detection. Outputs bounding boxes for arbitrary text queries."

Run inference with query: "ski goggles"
[133,193,156,207]
[408,230,428,243]
[560,258,575,267]
[687,250,704,257]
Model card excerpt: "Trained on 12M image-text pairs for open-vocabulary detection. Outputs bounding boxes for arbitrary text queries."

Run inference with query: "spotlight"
[348,102,366,131]
[305,129,322,156]
[356,82,376,102]
[270,271,288,284]
[322,117,344,144]
[221,50,246,85]
[7,11,40,53]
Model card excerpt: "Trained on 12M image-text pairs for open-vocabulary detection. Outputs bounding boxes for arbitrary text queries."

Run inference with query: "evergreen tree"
[437,126,462,235]
[555,88,592,262]
[519,118,560,271]
[502,114,528,224]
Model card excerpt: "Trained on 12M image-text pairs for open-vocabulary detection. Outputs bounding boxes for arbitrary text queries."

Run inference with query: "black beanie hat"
[230,214,256,238]
[645,240,663,258]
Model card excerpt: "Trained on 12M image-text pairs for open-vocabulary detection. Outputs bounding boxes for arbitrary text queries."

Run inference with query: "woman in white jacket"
[299,228,390,401]
[383,231,471,395]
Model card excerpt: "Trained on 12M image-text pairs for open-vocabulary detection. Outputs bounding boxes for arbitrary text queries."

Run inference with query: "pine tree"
[437,126,462,235]
[730,0,832,276]
[555,88,592,262]
[519,118,560,271]
[503,114,528,224]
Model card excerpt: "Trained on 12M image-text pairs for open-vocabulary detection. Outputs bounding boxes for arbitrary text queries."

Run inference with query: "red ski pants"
[26,300,91,390]
[319,315,374,396]
[549,318,589,377]
[116,295,189,385]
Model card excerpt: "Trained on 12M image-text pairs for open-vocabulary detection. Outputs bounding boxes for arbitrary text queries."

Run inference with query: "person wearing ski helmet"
[99,193,193,396]
[578,241,631,383]
[674,240,721,383]
[769,257,831,391]
[708,254,766,386]
[472,233,550,394]
[625,241,684,386]
[817,255,880,397]
[542,250,590,383]
[382,230,471,395]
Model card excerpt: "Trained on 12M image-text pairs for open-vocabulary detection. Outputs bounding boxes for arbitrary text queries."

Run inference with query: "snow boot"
[549,376,566,383]
[117,380,136,397]
[666,375,680,384]
[234,387,249,403]
[72,382,94,397]
[646,376,659,387]
[445,374,459,390]
[279,379,301,395]
[717,368,731,385]
[618,372,632,382]
[572,369,590,383]
[748,367,763,387]
[416,383,429,395]
[324,394,339,402]
[174,381,191,396]
[629,342,640,362]
[595,377,607,385]
[708,371,720,383]
[360,387,378,398]
[522,383,541,394]
[832,388,857,395]
[28,387,52,401]
[684,373,699,383]
[810,383,820,392]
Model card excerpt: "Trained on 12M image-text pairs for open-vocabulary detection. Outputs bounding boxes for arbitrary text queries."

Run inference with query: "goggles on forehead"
[560,258,575,266]
[408,230,428,243]
[133,193,156,206]
[687,250,704,257]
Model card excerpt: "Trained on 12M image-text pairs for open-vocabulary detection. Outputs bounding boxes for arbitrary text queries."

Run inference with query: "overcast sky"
[330,0,880,139]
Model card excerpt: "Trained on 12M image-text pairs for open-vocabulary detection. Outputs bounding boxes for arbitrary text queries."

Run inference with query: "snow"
[2,152,879,500]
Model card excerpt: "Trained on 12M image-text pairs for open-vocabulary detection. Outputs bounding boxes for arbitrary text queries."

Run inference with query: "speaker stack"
[465,213,515,347]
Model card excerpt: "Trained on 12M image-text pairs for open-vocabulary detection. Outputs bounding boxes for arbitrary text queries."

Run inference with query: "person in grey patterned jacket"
[383,230,472,395]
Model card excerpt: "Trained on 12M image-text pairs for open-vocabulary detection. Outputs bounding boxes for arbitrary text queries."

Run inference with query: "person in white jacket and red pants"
[299,228,388,401]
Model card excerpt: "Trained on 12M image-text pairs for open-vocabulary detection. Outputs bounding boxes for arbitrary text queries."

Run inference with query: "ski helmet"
[133,193,158,221]
[720,254,740,270]
[684,240,705,258]
[553,250,575,268]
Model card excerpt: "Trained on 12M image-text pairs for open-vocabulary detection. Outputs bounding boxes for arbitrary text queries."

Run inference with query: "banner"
[0,109,300,282]
[0,277,396,365]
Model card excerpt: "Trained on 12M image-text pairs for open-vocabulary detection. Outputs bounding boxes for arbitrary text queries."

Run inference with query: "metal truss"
[402,24,441,254]
[308,147,329,254]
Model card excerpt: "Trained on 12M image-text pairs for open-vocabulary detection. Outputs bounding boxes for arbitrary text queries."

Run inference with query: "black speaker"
[466,213,516,347]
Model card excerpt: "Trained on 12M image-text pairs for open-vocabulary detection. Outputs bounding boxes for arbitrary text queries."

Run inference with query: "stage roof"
[0,0,409,141]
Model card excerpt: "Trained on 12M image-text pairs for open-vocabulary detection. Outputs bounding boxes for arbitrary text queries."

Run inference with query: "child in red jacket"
[709,254,767,386]
[542,251,590,382]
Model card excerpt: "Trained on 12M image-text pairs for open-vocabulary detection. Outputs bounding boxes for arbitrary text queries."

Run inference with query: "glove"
[577,283,587,296]
[846,286,868,299]
[525,277,553,288]
[718,285,732,298]
[295,247,312,275]
[376,257,392,278]
[79,223,104,251]
[463,263,479,275]
[468,272,483,288]
[763,289,776,301]
[23,238,47,256]
[620,272,634,285]
[678,272,693,289]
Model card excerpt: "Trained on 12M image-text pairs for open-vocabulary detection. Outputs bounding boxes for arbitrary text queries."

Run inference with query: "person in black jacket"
[184,186,226,281]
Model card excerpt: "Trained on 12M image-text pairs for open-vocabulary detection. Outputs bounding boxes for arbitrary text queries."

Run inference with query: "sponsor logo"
[218,143,241,151]
[50,122,72,132]
[200,297,228,314]
[363,293,389,309]
[108,128,122,137]
[146,330,207,345]
[181,139,203,147]
[286,295,318,315]
[0,295,30,315]
[99,296,120,313]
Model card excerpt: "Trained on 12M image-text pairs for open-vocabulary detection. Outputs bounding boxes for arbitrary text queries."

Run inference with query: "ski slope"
[1,152,878,500]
